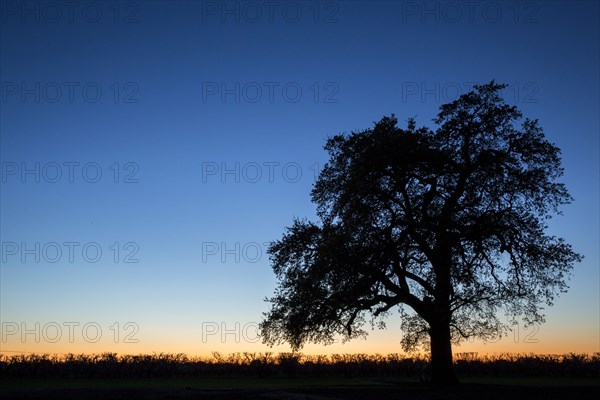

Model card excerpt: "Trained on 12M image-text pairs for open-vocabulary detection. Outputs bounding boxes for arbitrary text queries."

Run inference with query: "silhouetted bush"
[0,352,598,379]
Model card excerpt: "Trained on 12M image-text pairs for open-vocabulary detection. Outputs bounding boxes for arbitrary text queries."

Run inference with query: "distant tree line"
[0,352,598,379]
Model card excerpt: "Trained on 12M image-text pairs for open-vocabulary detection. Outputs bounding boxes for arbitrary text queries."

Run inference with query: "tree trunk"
[429,321,459,385]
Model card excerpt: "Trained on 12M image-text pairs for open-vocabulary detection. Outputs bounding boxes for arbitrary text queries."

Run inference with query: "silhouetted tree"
[260,82,583,384]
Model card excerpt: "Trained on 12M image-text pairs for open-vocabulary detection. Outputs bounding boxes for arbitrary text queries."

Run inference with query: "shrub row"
[0,352,598,379]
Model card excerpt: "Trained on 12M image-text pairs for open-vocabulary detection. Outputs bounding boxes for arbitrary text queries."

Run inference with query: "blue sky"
[0,1,598,355]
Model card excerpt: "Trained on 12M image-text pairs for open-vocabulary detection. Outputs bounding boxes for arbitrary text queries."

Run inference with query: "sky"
[0,0,598,357]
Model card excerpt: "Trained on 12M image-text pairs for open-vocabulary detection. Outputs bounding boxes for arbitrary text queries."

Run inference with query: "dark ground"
[1,378,599,400]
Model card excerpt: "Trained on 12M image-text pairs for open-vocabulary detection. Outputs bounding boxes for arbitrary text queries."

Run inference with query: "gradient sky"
[0,0,598,357]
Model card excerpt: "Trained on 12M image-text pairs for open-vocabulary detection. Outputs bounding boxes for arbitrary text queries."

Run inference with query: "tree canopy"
[260,81,583,383]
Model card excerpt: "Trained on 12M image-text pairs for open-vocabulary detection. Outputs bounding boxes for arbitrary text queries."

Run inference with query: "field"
[1,353,599,399]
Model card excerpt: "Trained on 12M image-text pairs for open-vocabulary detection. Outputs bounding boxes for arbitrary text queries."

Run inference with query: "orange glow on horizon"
[2,335,597,358]
[2,314,597,358]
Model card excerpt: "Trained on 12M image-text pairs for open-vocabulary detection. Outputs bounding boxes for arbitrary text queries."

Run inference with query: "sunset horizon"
[1,0,598,397]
